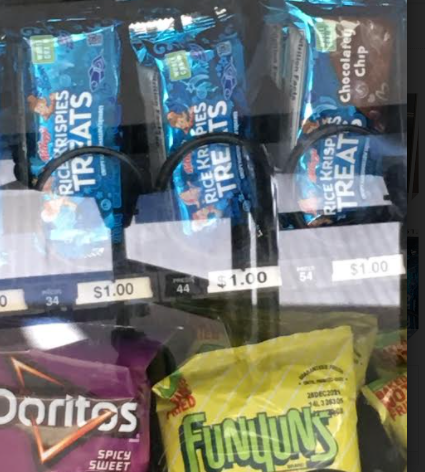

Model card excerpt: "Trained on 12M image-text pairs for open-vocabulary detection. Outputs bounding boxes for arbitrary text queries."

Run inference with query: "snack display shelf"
[0,0,408,471]
[0,219,406,319]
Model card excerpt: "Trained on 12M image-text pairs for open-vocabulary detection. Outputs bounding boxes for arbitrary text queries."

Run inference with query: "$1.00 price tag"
[332,254,405,282]
[208,266,282,294]
[0,289,27,313]
[76,277,153,305]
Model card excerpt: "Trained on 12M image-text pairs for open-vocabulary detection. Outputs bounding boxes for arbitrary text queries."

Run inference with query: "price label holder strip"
[0,252,406,314]
[0,271,158,315]
[278,253,406,293]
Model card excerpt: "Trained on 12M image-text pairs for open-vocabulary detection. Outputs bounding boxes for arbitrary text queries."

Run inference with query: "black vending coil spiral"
[34,146,145,192]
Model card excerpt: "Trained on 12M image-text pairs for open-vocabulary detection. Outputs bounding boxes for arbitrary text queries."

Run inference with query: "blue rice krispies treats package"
[19,21,124,250]
[264,0,404,226]
[130,10,256,234]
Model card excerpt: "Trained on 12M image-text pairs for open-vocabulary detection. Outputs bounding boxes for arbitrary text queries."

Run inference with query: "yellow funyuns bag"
[154,327,360,472]
[271,311,377,391]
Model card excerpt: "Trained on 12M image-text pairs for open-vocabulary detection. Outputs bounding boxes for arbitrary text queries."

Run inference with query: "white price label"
[332,254,405,282]
[0,290,27,313]
[208,266,282,294]
[76,277,153,305]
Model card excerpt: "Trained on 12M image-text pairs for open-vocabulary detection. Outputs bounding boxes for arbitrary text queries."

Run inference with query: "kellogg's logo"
[38,127,52,162]
[183,155,194,174]
[298,195,319,215]
[307,149,320,184]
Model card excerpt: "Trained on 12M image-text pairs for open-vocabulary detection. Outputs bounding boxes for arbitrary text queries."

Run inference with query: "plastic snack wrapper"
[130,9,255,234]
[0,322,161,472]
[154,326,361,472]
[174,302,377,391]
[362,372,407,457]
[373,329,407,378]
[15,20,124,258]
[270,310,377,391]
[258,0,405,226]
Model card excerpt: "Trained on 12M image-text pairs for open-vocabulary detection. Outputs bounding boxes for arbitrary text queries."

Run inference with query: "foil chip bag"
[362,372,407,457]
[270,310,377,391]
[0,324,159,472]
[373,329,407,378]
[154,326,360,472]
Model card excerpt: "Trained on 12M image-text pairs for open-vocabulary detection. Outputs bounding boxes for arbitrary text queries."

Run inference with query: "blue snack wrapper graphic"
[20,21,123,254]
[130,11,254,234]
[277,0,400,225]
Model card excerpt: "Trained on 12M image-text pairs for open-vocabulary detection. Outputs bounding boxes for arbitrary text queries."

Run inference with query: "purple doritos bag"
[0,322,159,472]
